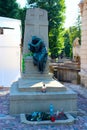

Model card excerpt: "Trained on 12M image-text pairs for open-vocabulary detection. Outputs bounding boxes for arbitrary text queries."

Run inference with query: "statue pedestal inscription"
[10,8,77,114]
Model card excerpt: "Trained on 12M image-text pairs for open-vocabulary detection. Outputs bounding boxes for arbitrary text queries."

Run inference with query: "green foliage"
[27,0,66,58]
[17,8,26,44]
[69,15,81,45]
[0,0,19,18]
[63,30,71,57]
[63,15,81,58]
[22,52,33,72]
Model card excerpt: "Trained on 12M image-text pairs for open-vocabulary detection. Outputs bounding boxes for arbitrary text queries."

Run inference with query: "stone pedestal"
[21,56,50,79]
[79,0,87,87]
[10,80,77,114]
[10,8,77,114]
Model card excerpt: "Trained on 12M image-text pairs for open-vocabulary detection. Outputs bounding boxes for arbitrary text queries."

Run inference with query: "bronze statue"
[28,36,48,73]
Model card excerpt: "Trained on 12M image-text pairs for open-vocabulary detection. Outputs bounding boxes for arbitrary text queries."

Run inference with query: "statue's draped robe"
[28,36,48,72]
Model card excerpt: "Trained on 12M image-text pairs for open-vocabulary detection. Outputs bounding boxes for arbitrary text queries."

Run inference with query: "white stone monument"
[10,8,77,114]
[73,37,81,63]
[79,0,87,87]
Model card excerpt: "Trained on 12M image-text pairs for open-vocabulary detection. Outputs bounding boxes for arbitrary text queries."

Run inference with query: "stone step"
[24,67,49,74]
[18,78,66,92]
[21,72,52,79]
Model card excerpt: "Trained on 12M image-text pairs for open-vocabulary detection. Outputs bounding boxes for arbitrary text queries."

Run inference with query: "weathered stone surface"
[18,78,66,92]
[79,0,87,87]
[23,8,48,55]
[10,81,77,114]
[21,56,49,78]
[49,62,80,84]
[21,8,49,77]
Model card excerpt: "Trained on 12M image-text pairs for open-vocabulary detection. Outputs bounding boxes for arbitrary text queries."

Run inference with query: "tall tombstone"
[21,8,49,79]
[10,8,77,114]
[79,0,87,87]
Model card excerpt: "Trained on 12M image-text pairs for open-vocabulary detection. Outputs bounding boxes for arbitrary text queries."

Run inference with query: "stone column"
[79,0,87,87]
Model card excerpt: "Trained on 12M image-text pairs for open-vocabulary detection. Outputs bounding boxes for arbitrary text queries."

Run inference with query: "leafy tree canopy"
[0,0,27,44]
[63,15,81,58]
[0,0,20,18]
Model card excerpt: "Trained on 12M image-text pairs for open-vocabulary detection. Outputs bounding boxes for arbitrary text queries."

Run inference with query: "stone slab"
[10,81,77,114]
[18,78,66,92]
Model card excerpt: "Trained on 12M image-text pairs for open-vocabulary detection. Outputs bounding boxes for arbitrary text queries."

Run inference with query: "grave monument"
[10,8,77,114]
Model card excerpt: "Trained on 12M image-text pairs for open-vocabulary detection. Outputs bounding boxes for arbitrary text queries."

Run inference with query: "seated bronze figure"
[28,36,48,73]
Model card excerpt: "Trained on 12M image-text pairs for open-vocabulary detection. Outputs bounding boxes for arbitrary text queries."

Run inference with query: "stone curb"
[20,113,75,125]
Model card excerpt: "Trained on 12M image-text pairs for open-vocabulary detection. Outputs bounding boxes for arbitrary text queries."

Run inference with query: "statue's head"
[32,36,40,45]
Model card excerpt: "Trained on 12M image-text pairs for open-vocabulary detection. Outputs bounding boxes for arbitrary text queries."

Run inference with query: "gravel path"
[0,83,87,130]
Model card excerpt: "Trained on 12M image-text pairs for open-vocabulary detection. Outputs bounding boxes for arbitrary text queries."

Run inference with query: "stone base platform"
[10,80,77,114]
[79,71,87,87]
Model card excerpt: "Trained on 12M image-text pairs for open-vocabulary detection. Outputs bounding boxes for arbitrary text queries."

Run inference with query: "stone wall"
[49,62,80,84]
[79,0,87,87]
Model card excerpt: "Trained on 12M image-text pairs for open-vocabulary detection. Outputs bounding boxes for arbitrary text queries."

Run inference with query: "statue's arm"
[31,40,42,47]
[39,47,48,60]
